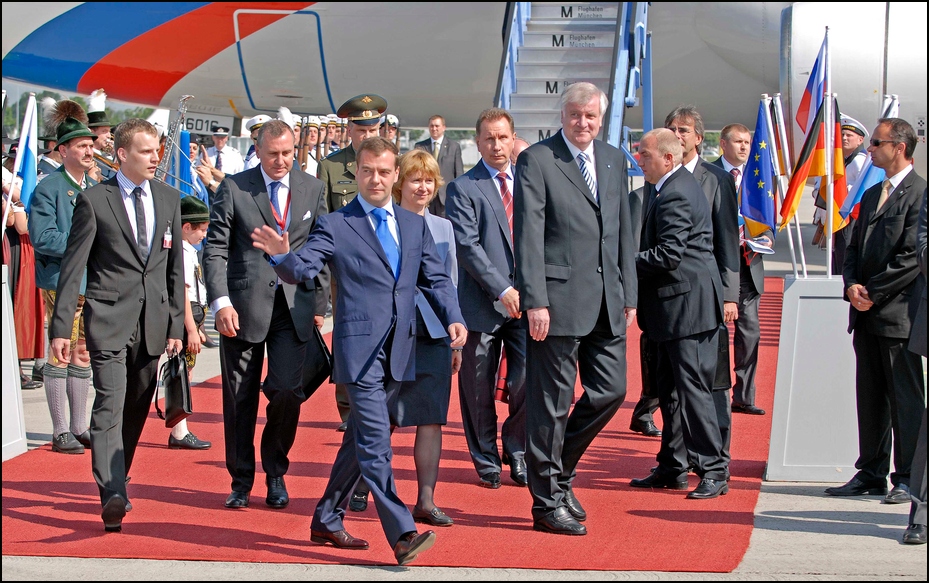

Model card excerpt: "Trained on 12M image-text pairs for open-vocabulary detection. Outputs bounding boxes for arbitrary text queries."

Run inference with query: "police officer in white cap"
[243,115,272,170]
[204,125,245,181]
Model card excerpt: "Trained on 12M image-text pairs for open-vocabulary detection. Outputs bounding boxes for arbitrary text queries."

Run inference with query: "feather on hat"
[43,98,88,138]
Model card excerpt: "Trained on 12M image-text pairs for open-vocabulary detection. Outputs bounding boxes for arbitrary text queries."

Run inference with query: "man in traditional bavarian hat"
[317,94,388,448]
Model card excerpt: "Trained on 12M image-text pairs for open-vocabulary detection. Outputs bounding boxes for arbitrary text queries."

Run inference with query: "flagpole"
[823,29,835,278]
[1,93,36,244]
[772,93,808,277]
[763,95,798,277]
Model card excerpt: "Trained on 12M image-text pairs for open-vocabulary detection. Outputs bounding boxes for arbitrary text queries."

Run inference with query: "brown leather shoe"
[393,530,436,565]
[310,529,369,550]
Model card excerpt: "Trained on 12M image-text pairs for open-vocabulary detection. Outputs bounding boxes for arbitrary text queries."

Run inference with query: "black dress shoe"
[102,495,127,532]
[902,523,927,545]
[266,476,289,508]
[509,458,528,487]
[311,528,369,549]
[348,489,369,512]
[824,476,887,497]
[413,506,454,527]
[883,484,910,504]
[478,472,501,489]
[687,478,729,499]
[201,334,218,348]
[168,432,212,450]
[563,489,587,521]
[630,471,688,490]
[731,402,766,415]
[224,491,250,508]
[73,430,91,449]
[337,421,348,432]
[629,419,662,437]
[394,530,436,565]
[533,507,587,536]
[52,432,84,454]
[20,375,43,390]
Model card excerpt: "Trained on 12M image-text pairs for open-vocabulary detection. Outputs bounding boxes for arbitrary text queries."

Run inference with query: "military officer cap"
[840,115,869,138]
[245,114,272,133]
[306,116,320,128]
[293,118,303,130]
[211,126,230,136]
[336,94,388,127]
[385,114,399,127]
[181,196,210,224]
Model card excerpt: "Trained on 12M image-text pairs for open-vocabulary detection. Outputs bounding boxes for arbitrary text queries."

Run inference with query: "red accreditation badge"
[163,228,173,249]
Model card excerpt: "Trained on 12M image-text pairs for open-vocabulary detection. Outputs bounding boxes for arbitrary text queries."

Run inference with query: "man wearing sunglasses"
[831,118,926,511]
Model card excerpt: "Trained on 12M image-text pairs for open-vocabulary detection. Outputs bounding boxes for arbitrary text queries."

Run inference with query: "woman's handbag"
[156,352,193,428]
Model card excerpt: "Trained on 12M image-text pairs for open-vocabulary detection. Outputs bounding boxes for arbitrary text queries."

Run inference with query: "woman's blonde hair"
[392,149,445,203]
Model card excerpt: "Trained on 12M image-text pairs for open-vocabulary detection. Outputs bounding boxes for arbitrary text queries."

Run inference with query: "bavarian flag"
[741,102,777,237]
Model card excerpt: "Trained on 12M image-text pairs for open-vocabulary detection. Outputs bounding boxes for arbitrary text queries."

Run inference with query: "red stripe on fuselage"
[78,2,315,104]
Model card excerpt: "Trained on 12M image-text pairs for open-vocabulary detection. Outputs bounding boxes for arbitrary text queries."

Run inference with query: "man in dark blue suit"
[446,107,527,489]
[251,136,467,566]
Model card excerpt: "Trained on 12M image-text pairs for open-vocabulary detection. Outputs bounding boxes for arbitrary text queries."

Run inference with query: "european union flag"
[741,102,777,238]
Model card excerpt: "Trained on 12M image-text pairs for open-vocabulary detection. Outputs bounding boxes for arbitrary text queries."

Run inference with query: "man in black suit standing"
[415,115,463,217]
[49,118,187,531]
[446,107,527,489]
[514,82,637,535]
[630,107,740,471]
[714,123,771,416]
[203,119,329,510]
[830,118,926,505]
[630,128,728,500]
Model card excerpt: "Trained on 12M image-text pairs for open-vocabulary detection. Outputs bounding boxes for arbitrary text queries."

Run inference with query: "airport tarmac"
[3,193,926,580]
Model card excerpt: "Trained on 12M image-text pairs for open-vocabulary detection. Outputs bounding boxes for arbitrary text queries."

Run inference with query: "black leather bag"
[713,325,732,390]
[301,326,333,400]
[156,353,193,428]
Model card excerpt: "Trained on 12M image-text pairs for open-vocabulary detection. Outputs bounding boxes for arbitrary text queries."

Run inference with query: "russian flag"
[796,37,826,136]
[11,93,38,213]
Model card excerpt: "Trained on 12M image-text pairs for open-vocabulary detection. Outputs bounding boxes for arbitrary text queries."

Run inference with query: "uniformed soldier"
[304,115,321,176]
[317,93,388,434]
[86,89,118,180]
[204,125,245,178]
[326,114,341,154]
[380,114,400,146]
[243,114,272,170]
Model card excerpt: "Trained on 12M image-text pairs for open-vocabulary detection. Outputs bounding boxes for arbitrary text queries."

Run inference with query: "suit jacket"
[28,166,96,292]
[910,188,927,357]
[273,198,464,384]
[446,161,517,333]
[317,146,357,212]
[49,177,185,355]
[415,137,464,212]
[694,157,740,302]
[416,211,457,339]
[636,166,724,343]
[514,131,637,336]
[203,166,329,344]
[711,156,766,293]
[843,169,926,338]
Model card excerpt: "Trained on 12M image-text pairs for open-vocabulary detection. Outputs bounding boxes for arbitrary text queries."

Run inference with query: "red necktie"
[496,172,513,242]
[730,167,740,191]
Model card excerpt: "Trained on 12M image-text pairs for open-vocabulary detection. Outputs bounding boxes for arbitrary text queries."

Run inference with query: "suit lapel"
[593,142,611,202]
[344,200,392,273]
[105,182,146,264]
[248,168,277,229]
[871,173,912,222]
[150,184,170,261]
[474,163,513,249]
[552,133,597,206]
[287,170,309,233]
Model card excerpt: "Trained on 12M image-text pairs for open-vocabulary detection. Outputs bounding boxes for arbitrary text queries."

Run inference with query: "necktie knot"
[730,168,740,179]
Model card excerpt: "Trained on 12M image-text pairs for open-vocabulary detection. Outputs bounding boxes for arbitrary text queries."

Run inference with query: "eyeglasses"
[870,139,896,148]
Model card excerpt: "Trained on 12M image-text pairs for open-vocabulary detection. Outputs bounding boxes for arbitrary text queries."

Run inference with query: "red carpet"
[2,280,783,571]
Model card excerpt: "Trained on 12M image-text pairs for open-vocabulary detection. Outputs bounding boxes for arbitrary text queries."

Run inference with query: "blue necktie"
[372,207,400,280]
[269,181,282,216]
[577,152,598,202]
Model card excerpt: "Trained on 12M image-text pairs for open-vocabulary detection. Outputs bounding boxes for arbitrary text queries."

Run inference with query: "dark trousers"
[458,320,527,478]
[311,342,416,548]
[526,302,626,519]
[220,287,309,493]
[911,407,927,526]
[89,321,160,505]
[733,290,762,407]
[654,326,727,481]
[852,329,925,486]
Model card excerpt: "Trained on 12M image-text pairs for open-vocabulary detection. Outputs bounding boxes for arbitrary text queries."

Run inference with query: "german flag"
[779,99,846,230]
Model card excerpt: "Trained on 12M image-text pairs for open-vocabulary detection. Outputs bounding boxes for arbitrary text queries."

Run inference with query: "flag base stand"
[765,276,859,481]
[2,266,28,462]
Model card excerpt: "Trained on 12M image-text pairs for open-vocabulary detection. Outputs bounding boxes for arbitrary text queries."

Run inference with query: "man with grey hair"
[630,128,728,500]
[514,81,637,535]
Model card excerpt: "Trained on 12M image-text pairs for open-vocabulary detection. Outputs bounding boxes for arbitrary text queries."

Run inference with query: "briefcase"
[301,325,333,400]
[713,325,732,390]
[640,332,658,399]
[156,352,193,428]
